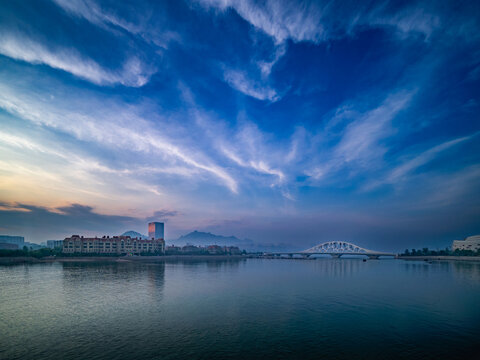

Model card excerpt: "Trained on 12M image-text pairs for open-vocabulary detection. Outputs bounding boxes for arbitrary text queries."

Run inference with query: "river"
[1,258,479,359]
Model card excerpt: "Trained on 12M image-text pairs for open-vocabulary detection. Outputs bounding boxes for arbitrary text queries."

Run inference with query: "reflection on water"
[452,261,480,281]
[1,259,480,360]
[61,261,166,301]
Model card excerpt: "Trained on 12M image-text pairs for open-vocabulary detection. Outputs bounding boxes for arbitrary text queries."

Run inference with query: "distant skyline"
[0,0,479,251]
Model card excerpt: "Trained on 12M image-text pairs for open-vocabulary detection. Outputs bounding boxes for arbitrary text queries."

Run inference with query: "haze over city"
[0,0,479,251]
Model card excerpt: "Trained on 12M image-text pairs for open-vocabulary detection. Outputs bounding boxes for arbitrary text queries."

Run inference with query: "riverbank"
[0,255,247,265]
[398,255,480,262]
[4,255,480,265]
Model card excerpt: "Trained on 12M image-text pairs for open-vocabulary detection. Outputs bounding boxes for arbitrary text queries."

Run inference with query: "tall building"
[452,235,480,252]
[148,222,164,240]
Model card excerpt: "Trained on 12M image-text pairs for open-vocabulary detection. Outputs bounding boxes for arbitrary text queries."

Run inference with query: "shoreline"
[2,255,480,265]
[397,255,480,262]
[0,255,247,265]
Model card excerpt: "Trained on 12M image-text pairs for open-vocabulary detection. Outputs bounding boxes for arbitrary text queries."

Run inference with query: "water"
[1,258,480,360]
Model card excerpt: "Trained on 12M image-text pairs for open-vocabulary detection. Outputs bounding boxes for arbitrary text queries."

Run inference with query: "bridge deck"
[264,252,397,258]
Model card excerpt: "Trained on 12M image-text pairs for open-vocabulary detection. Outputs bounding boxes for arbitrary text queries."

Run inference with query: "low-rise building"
[24,242,44,250]
[165,245,182,254]
[0,243,19,250]
[207,245,224,254]
[46,240,64,249]
[0,235,24,246]
[452,235,480,252]
[181,245,202,253]
[63,235,165,255]
[224,246,241,255]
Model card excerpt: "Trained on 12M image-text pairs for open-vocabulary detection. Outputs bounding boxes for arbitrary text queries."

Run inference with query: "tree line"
[401,248,480,256]
[0,247,63,258]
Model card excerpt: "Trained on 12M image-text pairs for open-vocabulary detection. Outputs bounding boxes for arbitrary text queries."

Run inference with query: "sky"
[0,0,479,251]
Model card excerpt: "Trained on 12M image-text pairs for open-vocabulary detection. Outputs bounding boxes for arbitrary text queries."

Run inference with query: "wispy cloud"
[197,0,440,105]
[257,43,287,77]
[0,202,145,239]
[51,0,142,34]
[368,7,440,40]
[223,68,279,101]
[146,210,180,222]
[0,0,478,247]
[308,91,415,180]
[0,80,238,193]
[197,0,441,44]
[0,32,153,86]
[51,0,181,49]
[197,0,324,44]
[365,133,479,190]
[334,91,414,166]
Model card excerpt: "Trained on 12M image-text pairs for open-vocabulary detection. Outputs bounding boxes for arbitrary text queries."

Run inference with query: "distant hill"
[120,230,148,239]
[174,230,254,248]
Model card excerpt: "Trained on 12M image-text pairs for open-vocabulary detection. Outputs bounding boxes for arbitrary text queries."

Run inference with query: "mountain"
[121,230,148,239]
[174,230,254,248]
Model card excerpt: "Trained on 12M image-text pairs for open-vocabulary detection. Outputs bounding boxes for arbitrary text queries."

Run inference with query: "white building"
[452,235,480,252]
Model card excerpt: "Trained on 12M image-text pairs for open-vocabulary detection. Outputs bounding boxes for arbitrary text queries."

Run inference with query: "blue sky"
[0,0,479,251]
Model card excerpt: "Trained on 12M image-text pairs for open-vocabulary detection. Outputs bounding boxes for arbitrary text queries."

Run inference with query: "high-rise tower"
[148,222,164,240]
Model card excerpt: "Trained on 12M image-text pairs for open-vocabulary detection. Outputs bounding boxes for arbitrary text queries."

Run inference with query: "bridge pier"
[330,254,342,259]
[367,254,380,260]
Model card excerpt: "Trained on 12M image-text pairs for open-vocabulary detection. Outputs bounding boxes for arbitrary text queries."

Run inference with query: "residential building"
[207,245,224,254]
[224,246,241,255]
[63,235,165,255]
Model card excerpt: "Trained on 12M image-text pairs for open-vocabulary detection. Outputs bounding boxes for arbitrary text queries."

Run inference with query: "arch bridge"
[267,241,395,259]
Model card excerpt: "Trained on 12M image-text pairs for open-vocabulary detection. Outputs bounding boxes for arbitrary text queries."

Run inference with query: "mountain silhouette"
[120,230,148,239]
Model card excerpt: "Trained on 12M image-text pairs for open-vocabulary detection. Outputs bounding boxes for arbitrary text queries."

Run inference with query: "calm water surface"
[1,258,480,360]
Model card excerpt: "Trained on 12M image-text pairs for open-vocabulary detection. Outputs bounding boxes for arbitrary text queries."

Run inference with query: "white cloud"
[387,136,472,182]
[0,82,238,193]
[257,43,287,77]
[198,0,438,105]
[368,7,440,40]
[198,0,324,44]
[197,0,440,45]
[334,91,414,165]
[51,0,142,34]
[0,32,153,87]
[221,147,284,184]
[363,133,478,190]
[223,68,279,101]
[308,91,414,180]
[51,0,181,49]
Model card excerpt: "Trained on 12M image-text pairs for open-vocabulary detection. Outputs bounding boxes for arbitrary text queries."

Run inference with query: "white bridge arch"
[302,241,376,254]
